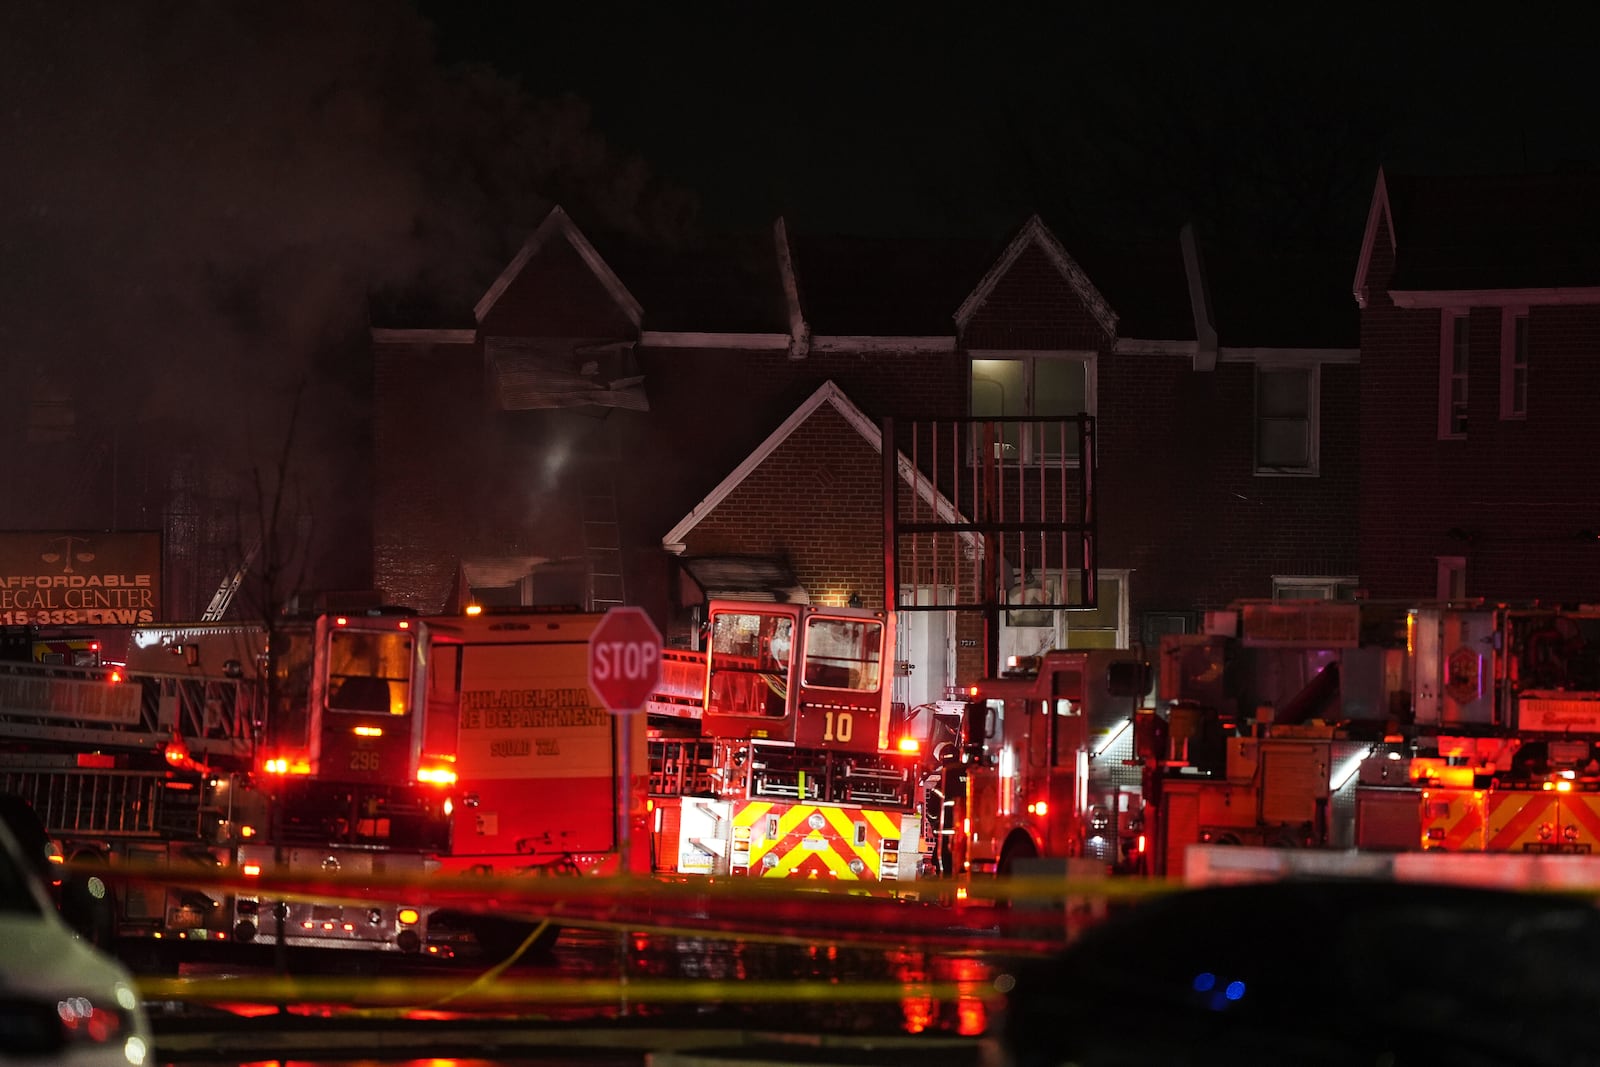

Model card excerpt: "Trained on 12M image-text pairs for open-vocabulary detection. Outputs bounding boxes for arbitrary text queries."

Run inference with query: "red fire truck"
[646,599,930,886]
[0,619,266,961]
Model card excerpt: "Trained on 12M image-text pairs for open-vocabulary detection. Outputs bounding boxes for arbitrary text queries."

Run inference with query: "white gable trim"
[640,331,791,349]
[369,328,477,345]
[473,205,643,328]
[1352,168,1395,310]
[955,215,1118,338]
[773,217,812,360]
[1392,287,1600,309]
[662,380,974,553]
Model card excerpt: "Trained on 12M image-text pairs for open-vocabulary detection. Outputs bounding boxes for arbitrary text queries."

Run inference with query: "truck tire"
[59,852,117,952]
[468,915,561,962]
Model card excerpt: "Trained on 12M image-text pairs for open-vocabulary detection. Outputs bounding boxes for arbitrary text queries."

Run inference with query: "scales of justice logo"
[40,535,96,574]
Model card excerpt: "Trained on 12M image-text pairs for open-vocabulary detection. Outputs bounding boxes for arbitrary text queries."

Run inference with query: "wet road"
[141,921,1018,1064]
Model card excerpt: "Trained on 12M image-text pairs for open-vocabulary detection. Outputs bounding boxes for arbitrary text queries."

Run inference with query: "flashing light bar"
[263,758,311,775]
[335,616,348,626]
[896,737,921,754]
[242,863,262,877]
[465,605,483,617]
[353,726,384,738]
[417,766,457,785]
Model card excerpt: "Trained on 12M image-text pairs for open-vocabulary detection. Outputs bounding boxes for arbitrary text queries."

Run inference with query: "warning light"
[398,908,420,925]
[108,671,122,684]
[240,825,256,838]
[353,726,384,738]
[897,737,921,754]
[335,616,348,626]
[417,766,457,785]
[90,641,99,651]
[968,686,979,697]
[242,864,261,877]
[1137,834,1147,853]
[465,604,483,617]
[1034,800,1048,816]
[398,620,410,629]
[265,759,288,775]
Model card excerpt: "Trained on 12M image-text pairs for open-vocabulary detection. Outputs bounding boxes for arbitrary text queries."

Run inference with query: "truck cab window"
[708,611,792,716]
[802,618,883,691]
[327,630,412,715]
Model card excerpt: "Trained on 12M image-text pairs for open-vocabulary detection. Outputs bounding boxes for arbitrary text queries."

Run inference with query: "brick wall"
[674,403,886,609]
[1360,207,1600,600]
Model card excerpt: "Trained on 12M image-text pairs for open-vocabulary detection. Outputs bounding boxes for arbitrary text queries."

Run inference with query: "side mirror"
[1107,660,1153,698]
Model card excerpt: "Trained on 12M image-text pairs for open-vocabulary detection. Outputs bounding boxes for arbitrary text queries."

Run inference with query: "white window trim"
[1271,575,1360,601]
[1439,309,1469,440]
[1254,363,1321,477]
[1436,556,1466,601]
[1499,306,1528,421]
[1063,567,1129,649]
[968,349,1097,466]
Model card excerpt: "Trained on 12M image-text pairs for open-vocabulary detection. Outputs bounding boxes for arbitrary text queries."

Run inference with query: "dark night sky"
[416,4,1600,249]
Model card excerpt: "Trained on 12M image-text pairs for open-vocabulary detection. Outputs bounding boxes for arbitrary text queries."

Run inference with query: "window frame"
[1253,363,1321,477]
[1271,576,1361,602]
[1439,310,1470,440]
[968,349,1097,466]
[1499,306,1528,421]
[1436,556,1466,601]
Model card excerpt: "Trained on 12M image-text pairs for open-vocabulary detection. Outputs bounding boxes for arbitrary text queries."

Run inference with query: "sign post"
[586,606,662,877]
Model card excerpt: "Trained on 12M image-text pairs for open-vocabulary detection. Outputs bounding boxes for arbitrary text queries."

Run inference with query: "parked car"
[0,799,152,1066]
[994,878,1600,1067]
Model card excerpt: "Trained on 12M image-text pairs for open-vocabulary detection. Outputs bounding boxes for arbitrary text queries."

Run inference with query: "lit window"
[1439,311,1470,438]
[1063,572,1126,649]
[1500,308,1528,420]
[970,352,1094,463]
[1255,365,1318,475]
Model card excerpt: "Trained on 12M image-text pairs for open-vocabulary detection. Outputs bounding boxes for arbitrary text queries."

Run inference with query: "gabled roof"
[474,205,643,327]
[955,215,1119,337]
[1375,168,1600,297]
[662,380,972,551]
[1352,167,1396,309]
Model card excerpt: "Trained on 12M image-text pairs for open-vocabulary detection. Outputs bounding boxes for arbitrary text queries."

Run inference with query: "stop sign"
[587,606,663,713]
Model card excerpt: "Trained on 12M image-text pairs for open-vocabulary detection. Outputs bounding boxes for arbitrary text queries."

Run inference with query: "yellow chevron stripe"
[821,806,879,877]
[864,809,899,840]
[734,801,774,828]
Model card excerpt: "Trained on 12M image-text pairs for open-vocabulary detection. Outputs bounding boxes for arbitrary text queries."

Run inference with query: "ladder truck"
[0,620,262,962]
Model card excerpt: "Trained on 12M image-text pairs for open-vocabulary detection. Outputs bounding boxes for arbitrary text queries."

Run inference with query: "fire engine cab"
[647,600,928,884]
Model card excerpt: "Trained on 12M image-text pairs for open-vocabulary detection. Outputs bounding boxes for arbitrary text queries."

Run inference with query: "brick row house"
[370,205,1361,704]
[1354,167,1600,601]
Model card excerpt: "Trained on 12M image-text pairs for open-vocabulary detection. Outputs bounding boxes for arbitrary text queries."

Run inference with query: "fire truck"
[0,619,264,959]
[407,607,646,956]
[942,649,1154,879]
[1121,599,1600,880]
[946,601,1416,883]
[645,599,929,886]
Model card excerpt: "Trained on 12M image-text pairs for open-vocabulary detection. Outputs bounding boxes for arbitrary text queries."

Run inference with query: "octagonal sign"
[1444,645,1482,705]
[588,606,663,713]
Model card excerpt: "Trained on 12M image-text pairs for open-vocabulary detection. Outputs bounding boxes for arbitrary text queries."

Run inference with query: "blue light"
[1192,972,1216,993]
[1225,980,1246,1001]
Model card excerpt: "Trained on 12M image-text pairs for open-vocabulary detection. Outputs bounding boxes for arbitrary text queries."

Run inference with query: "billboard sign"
[0,531,162,626]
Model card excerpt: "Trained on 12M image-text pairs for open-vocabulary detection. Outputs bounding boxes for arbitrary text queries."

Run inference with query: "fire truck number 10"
[823,711,854,743]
